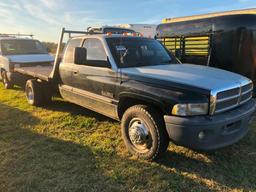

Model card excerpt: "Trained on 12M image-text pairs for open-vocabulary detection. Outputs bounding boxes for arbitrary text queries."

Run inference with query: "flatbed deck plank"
[14,65,53,81]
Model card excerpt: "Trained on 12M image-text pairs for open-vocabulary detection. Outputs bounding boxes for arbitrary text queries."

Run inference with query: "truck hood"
[6,54,54,63]
[121,64,251,93]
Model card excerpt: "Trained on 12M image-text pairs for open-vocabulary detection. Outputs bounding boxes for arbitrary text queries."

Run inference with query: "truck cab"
[0,34,54,88]
[87,26,136,34]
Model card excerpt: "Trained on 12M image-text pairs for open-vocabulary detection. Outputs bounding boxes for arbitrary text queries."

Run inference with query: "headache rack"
[50,28,94,80]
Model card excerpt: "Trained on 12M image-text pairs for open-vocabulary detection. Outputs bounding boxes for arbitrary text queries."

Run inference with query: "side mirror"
[74,47,87,65]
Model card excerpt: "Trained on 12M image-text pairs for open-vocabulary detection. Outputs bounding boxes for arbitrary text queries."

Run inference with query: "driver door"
[71,38,120,119]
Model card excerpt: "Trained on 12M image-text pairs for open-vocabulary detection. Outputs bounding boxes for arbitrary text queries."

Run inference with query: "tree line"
[42,42,66,54]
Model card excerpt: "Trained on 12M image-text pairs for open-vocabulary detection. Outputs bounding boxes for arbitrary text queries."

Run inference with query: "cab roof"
[0,36,35,41]
[0,33,34,41]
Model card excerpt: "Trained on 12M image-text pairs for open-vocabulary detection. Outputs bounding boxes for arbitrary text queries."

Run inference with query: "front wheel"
[121,105,169,160]
[1,71,13,89]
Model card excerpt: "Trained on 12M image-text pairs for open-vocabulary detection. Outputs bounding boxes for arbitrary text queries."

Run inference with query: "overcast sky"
[0,0,255,42]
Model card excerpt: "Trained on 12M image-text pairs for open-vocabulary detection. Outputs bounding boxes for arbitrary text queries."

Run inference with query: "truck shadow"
[1,98,255,191]
[6,86,112,123]
[0,103,216,191]
[0,103,120,191]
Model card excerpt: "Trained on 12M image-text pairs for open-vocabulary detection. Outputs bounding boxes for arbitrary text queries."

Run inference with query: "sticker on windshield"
[115,45,127,51]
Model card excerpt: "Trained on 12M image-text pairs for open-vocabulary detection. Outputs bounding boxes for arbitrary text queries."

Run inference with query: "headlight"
[172,103,209,116]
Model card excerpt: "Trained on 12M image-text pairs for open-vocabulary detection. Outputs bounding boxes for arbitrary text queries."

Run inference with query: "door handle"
[73,70,78,75]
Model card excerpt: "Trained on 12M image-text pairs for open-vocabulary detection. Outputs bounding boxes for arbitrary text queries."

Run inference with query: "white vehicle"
[116,24,157,38]
[0,34,54,88]
[87,26,136,34]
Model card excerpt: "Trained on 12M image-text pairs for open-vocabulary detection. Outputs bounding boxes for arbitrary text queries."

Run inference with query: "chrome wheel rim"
[2,73,7,86]
[3,78,7,86]
[128,118,152,152]
[27,87,34,104]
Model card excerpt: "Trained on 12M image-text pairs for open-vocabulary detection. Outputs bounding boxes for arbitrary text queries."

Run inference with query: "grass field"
[0,84,256,192]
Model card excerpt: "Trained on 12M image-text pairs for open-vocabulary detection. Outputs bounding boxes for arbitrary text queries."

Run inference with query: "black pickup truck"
[2,28,256,160]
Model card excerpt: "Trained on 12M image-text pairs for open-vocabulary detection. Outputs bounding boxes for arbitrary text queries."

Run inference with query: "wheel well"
[118,97,165,119]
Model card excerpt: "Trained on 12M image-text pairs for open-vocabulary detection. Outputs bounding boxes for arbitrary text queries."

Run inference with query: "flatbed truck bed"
[10,28,89,84]
[13,65,53,82]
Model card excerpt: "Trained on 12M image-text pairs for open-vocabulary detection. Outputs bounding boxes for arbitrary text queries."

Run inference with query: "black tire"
[121,105,169,160]
[25,79,44,106]
[1,71,14,89]
[43,92,52,104]
[41,83,52,104]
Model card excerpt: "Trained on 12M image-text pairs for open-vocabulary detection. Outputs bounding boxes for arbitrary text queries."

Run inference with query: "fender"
[118,80,209,116]
[0,56,10,72]
[119,91,166,110]
[118,80,180,115]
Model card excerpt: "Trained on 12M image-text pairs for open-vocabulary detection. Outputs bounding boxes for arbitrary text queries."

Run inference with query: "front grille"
[216,87,240,100]
[214,82,253,114]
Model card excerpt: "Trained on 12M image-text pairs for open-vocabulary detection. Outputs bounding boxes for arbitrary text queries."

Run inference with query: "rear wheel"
[25,79,44,106]
[43,92,52,104]
[121,105,169,160]
[1,71,13,89]
[41,83,52,104]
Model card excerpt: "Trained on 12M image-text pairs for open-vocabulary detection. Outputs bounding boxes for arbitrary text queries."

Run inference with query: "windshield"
[106,37,179,68]
[0,39,47,55]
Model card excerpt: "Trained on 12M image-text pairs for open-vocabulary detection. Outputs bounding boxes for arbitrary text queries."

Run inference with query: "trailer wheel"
[121,105,169,160]
[1,71,13,89]
[25,80,44,106]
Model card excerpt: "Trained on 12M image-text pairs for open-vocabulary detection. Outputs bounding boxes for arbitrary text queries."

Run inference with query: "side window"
[63,38,82,63]
[83,39,107,61]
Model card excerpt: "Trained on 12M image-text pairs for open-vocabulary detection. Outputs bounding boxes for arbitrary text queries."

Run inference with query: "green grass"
[0,84,256,192]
